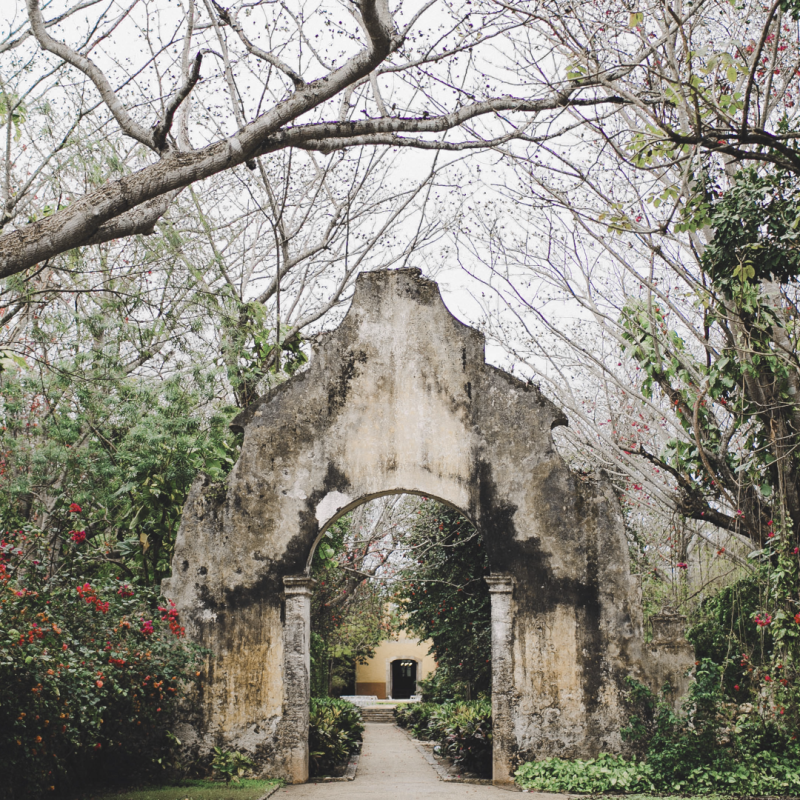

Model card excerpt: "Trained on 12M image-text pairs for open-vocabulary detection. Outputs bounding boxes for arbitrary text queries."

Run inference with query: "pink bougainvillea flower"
[117,584,134,598]
[69,503,82,514]
[734,684,740,690]
[141,620,154,636]
[70,530,86,544]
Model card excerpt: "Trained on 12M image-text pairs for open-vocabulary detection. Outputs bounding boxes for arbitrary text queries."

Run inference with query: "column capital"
[283,575,316,597]
[485,573,514,594]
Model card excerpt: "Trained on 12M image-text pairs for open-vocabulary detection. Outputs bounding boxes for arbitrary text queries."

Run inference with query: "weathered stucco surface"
[163,268,692,785]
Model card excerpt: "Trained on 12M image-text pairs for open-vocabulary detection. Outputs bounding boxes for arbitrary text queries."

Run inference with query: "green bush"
[396,701,492,777]
[308,698,363,777]
[394,702,437,738]
[433,700,492,777]
[0,525,203,799]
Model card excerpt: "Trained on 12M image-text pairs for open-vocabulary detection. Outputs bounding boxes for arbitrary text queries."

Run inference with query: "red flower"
[141,620,154,636]
[795,613,800,625]
[676,562,688,569]
[70,530,86,544]
[76,583,109,613]
[755,614,772,628]
[96,680,103,688]
[764,675,771,682]
[734,684,739,690]
[158,600,185,637]
[69,503,82,514]
[117,584,134,598]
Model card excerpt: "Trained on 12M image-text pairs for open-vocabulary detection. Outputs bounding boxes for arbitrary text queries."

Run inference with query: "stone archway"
[163,268,692,786]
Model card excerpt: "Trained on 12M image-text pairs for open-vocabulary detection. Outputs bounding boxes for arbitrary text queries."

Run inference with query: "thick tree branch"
[82,190,180,246]
[0,89,628,276]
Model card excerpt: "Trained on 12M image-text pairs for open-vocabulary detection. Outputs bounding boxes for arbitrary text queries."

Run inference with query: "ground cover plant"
[308,697,363,777]
[0,522,203,799]
[395,699,492,777]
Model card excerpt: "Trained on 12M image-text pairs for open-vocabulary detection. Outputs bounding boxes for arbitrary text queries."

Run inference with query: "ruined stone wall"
[163,268,693,785]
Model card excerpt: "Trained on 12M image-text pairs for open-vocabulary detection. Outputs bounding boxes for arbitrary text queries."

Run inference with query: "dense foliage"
[0,356,240,585]
[395,700,492,777]
[395,502,491,700]
[308,698,363,777]
[394,702,439,738]
[0,522,202,799]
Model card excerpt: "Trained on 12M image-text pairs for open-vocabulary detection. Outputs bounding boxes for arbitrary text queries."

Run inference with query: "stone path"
[277,723,527,798]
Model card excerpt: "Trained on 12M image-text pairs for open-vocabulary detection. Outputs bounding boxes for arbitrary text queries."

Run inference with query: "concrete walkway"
[277,723,518,798]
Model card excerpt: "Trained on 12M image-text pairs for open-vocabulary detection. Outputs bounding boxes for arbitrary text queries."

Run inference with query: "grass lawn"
[75,778,282,800]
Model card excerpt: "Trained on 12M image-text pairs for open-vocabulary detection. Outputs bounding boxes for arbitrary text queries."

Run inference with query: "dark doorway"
[391,659,417,699]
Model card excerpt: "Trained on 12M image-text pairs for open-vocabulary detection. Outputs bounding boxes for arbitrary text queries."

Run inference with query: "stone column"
[487,573,515,786]
[282,575,315,784]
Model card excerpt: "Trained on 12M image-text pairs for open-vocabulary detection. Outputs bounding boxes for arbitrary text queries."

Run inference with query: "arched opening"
[304,492,494,779]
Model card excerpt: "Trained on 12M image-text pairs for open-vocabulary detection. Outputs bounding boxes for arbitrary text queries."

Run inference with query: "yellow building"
[354,629,437,699]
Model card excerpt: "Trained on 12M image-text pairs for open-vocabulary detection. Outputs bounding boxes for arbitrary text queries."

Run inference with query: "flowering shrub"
[0,526,202,799]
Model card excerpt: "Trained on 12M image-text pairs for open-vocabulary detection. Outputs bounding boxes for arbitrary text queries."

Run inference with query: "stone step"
[361,706,396,723]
